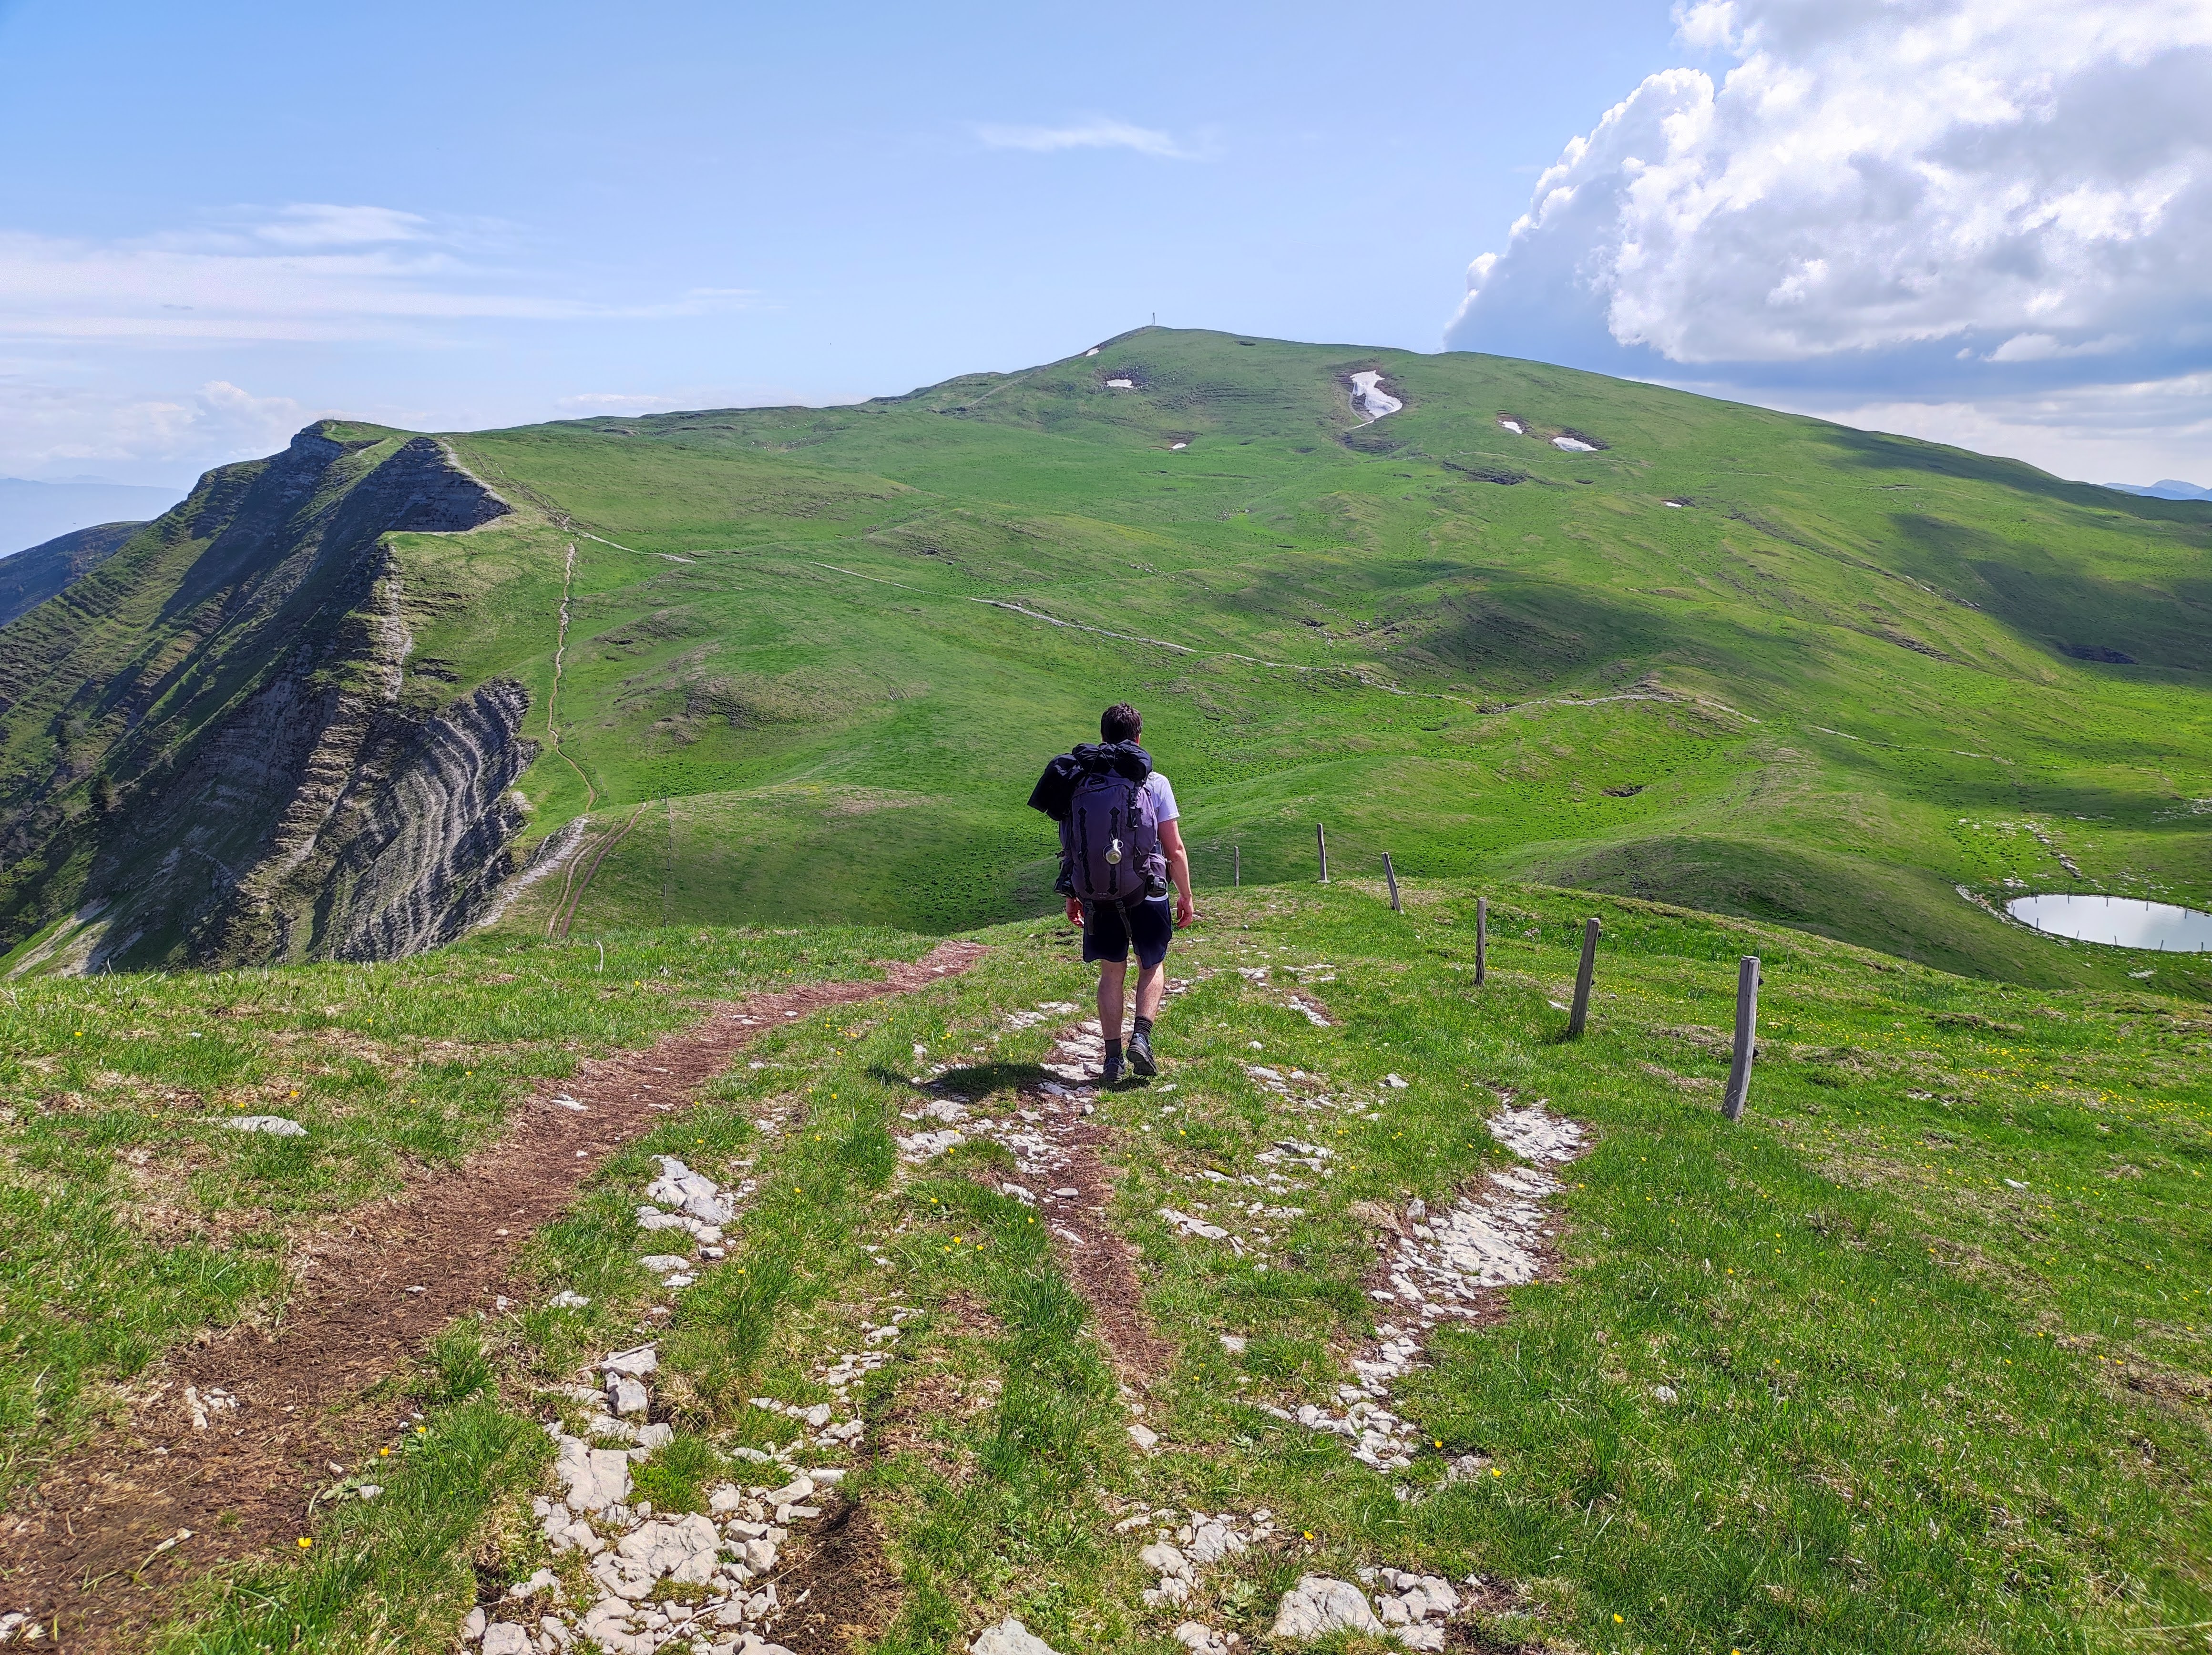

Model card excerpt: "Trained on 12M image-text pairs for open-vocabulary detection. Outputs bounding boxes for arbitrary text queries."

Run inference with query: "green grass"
[7,330,2206,992]
[0,923,929,1493]
[435,329,2211,992]
[115,882,2209,1654]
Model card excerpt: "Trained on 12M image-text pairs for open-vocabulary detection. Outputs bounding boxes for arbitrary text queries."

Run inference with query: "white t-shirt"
[1144,772,1179,824]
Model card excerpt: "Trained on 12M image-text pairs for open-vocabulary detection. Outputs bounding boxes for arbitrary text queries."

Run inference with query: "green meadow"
[8,884,2203,1651]
[391,327,2209,993]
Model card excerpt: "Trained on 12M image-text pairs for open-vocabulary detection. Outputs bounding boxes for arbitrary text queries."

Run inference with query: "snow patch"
[1350,371,1402,423]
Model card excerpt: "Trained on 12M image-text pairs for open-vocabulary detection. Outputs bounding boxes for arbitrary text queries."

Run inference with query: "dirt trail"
[0,940,986,1653]
[908,1012,1172,1380]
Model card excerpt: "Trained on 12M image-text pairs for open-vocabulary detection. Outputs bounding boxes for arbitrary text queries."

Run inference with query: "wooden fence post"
[1233,843,1240,888]
[1567,917,1601,1037]
[1475,897,1487,985]
[1382,853,1401,911]
[1317,823,1329,884]
[1723,955,1761,1121]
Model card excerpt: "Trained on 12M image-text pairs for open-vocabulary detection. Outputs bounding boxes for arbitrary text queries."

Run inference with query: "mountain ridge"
[0,426,525,971]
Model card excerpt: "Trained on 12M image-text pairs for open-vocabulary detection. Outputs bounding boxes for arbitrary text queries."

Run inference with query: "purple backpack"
[1063,770,1165,905]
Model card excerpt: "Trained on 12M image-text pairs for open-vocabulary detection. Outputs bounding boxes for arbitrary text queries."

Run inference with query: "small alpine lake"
[2006,892,2212,952]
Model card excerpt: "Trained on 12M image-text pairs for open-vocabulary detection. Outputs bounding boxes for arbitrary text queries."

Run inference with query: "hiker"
[1027,702,1197,1083]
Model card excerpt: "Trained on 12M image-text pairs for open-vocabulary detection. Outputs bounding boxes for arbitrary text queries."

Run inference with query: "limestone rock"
[555,1436,633,1511]
[1271,1576,1384,1639]
[480,1625,532,1655]
[1139,1541,1190,1579]
[602,1345,659,1378]
[970,1618,1063,1655]
[222,1115,306,1136]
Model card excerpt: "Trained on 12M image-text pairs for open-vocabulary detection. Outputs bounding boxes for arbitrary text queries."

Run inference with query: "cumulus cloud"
[1446,0,2212,476]
[974,118,1193,159]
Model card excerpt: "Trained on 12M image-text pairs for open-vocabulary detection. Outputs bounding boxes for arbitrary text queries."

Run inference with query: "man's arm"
[1159,817,1197,928]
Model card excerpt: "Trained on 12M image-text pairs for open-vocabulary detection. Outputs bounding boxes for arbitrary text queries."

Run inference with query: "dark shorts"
[1082,896,1174,968]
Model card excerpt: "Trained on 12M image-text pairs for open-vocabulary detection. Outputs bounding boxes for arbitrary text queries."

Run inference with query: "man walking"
[1028,702,1196,1083]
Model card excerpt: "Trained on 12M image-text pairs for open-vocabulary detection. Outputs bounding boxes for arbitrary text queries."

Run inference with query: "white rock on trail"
[221,1115,306,1136]
[1271,1576,1385,1639]
[971,1618,1064,1655]
[602,1345,658,1378]
[480,1624,532,1655]
[548,1290,590,1309]
[1486,1103,1585,1165]
[461,1606,487,1641]
[647,1156,735,1225]
[1174,1624,1239,1655]
[895,1127,966,1162]
[554,1435,633,1512]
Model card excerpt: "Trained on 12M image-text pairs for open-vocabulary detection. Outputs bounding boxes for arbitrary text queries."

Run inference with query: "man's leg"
[1096,958,1129,1080]
[1126,904,1172,1075]
[1134,960,1167,1022]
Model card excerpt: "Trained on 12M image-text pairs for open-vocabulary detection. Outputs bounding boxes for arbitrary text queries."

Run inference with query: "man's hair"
[1101,702,1142,744]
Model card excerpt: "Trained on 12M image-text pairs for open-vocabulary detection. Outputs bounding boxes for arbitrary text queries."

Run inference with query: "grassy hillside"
[3,330,2206,992]
[420,328,2211,993]
[0,520,145,628]
[3,883,2205,1652]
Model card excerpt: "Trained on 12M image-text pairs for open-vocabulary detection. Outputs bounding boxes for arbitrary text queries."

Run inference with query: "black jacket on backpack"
[1029,742,1155,898]
[1026,741,1153,821]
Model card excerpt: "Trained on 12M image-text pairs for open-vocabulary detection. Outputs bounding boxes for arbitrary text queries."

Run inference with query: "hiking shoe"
[1127,1029,1158,1077]
[1101,1050,1125,1085]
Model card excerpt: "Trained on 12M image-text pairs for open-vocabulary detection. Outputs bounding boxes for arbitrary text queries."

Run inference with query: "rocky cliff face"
[0,423,538,972]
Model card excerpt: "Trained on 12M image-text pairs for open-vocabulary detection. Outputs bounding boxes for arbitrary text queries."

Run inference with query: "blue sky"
[1,0,2204,496]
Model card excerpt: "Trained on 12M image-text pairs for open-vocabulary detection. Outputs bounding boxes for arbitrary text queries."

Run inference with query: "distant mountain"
[2105,479,2212,501]
[0,477,188,558]
[0,521,148,627]
[3,331,2209,988]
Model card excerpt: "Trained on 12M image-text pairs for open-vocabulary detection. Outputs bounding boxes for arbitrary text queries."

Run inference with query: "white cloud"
[1452,0,2212,365]
[1446,0,2212,479]
[0,378,314,480]
[251,204,431,248]
[1763,370,2212,485]
[554,392,689,414]
[974,118,1192,159]
[0,207,754,347]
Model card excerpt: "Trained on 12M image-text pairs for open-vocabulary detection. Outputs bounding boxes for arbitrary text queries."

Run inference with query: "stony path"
[480,1137,923,1655]
[1260,1093,1587,1474]
[895,1002,1174,1380]
[0,941,985,1654]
